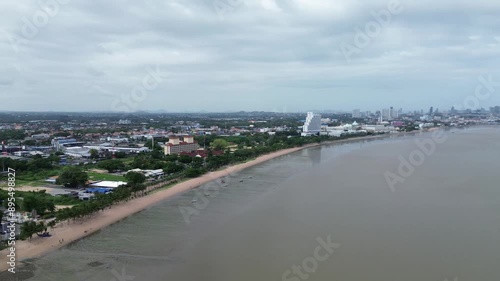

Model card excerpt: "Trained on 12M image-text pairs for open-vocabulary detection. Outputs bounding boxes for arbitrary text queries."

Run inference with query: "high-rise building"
[382,109,390,120]
[490,106,500,114]
[302,112,322,135]
[352,109,361,118]
[389,107,398,119]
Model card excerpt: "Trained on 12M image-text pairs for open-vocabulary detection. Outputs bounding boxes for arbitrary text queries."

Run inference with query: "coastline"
[0,132,413,272]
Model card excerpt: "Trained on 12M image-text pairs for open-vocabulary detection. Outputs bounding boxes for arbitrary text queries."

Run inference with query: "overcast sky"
[1,0,499,113]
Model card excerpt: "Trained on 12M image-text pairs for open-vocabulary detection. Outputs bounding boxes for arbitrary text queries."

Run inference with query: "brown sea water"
[7,127,500,281]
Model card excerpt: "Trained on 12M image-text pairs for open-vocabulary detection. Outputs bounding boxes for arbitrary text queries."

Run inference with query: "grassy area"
[0,179,47,188]
[0,189,82,206]
[87,172,125,181]
[52,195,82,206]
[120,157,135,165]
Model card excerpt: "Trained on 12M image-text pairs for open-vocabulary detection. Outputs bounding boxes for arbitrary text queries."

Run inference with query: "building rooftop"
[166,141,198,146]
[89,181,127,188]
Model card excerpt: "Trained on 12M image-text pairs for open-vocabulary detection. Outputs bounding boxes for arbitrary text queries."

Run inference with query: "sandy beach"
[0,133,405,273]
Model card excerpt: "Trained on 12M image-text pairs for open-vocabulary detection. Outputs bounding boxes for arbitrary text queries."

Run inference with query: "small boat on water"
[37,232,51,238]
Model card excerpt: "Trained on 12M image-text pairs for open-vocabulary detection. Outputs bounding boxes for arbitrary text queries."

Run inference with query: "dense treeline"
[0,155,59,173]
[0,190,78,216]
[0,129,26,141]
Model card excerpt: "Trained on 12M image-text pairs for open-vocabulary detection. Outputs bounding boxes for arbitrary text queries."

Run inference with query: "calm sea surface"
[11,127,500,280]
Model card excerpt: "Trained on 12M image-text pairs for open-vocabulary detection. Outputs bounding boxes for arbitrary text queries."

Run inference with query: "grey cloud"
[0,0,499,112]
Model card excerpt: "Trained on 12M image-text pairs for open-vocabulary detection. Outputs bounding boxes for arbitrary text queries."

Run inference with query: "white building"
[118,119,131,125]
[64,147,91,158]
[127,168,164,178]
[89,181,127,188]
[302,112,322,136]
[107,137,129,143]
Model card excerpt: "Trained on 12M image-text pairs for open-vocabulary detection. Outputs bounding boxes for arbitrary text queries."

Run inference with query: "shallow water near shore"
[7,127,500,281]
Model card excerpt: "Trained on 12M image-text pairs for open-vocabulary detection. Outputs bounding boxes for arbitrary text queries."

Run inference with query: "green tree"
[47,220,56,231]
[191,157,204,168]
[57,166,88,187]
[164,154,178,162]
[47,153,61,163]
[89,149,99,160]
[22,192,55,215]
[211,139,229,151]
[27,156,53,171]
[97,159,126,172]
[185,168,206,178]
[144,140,162,150]
[20,221,37,240]
[178,155,193,164]
[115,151,127,158]
[23,139,36,146]
[125,171,146,187]
[164,162,184,174]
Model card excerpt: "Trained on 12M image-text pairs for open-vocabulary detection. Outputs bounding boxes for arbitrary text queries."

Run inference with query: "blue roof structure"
[85,188,113,194]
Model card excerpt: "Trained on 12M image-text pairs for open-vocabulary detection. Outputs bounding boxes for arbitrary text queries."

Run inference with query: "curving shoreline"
[0,133,409,273]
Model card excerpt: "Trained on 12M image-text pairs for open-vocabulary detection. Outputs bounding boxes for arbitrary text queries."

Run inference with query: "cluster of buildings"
[301,112,396,137]
[303,105,500,137]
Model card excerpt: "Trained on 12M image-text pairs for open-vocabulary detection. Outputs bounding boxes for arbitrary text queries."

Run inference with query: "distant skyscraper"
[302,112,322,135]
[490,106,500,114]
[429,106,434,115]
[352,109,361,118]
[382,109,390,120]
[389,107,398,119]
